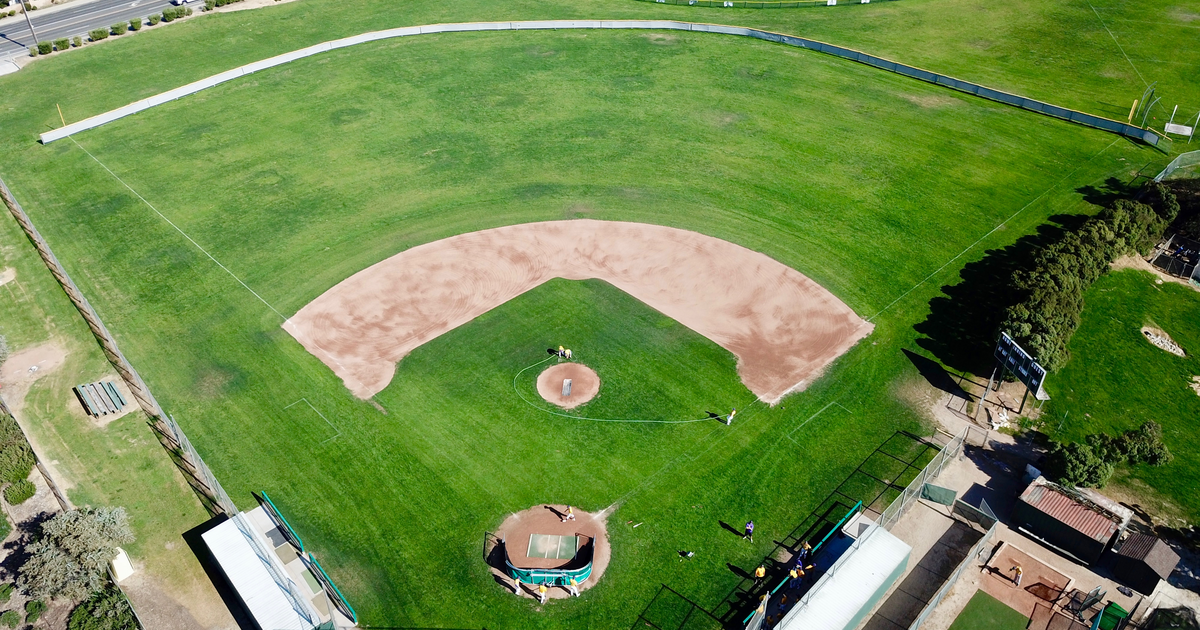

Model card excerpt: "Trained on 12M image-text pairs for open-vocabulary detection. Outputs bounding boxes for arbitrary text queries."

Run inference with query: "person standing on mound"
[562,506,576,522]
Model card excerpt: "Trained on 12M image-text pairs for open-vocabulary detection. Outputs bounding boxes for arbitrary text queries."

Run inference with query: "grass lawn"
[1049,269,1200,522]
[948,590,1031,630]
[0,1,1179,627]
[0,186,224,617]
[0,23,1156,627]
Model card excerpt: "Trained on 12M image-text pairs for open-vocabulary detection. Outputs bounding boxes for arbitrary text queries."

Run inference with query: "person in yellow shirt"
[568,577,580,597]
[538,583,548,604]
[753,564,766,587]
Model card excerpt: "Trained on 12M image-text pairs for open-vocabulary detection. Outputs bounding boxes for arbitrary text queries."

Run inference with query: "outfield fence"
[0,176,237,517]
[38,21,1166,148]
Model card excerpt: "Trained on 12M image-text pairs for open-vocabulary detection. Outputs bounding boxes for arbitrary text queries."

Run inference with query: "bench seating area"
[73,381,127,418]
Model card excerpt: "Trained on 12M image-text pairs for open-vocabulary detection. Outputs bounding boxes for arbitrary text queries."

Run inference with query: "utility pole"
[973,363,998,426]
[21,1,39,45]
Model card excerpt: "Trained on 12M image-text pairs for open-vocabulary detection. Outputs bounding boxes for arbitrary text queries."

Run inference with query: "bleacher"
[73,381,127,418]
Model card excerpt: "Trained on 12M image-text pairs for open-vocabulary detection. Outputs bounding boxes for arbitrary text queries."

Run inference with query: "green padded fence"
[504,538,595,586]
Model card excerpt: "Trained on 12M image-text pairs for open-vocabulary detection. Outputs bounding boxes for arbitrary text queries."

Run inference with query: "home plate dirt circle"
[536,363,600,409]
[488,505,611,601]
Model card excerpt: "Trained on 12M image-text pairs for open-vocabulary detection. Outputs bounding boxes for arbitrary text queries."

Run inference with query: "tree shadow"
[901,349,971,399]
[914,214,1088,375]
[1077,177,1141,208]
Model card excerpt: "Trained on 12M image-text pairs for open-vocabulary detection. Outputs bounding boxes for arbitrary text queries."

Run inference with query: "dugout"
[1012,477,1128,566]
[1113,533,1180,595]
[773,517,911,630]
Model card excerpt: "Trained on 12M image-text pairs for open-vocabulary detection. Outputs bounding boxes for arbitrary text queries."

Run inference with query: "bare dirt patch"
[0,342,68,418]
[286,220,873,405]
[900,93,960,108]
[642,33,678,45]
[489,505,611,601]
[1191,376,1200,397]
[0,267,14,286]
[536,363,599,409]
[1111,255,1199,292]
[980,541,1074,618]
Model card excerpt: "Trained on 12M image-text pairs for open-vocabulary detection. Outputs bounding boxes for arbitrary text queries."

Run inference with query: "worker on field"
[568,577,580,597]
[753,564,766,587]
[1011,564,1023,587]
[538,583,548,604]
[562,505,576,522]
[726,408,737,425]
[744,520,754,542]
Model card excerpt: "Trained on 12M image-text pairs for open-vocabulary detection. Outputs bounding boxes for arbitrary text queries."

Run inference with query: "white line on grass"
[1086,0,1148,87]
[786,401,850,444]
[68,136,289,322]
[866,138,1121,322]
[283,397,340,443]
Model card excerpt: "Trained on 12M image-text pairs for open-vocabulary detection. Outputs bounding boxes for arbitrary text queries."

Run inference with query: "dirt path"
[286,220,872,404]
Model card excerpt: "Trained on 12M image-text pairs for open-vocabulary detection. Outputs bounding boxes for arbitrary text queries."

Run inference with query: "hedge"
[111,22,127,35]
[53,38,69,51]
[147,14,160,25]
[89,29,108,41]
[129,18,142,31]
[72,36,82,47]
[36,41,51,55]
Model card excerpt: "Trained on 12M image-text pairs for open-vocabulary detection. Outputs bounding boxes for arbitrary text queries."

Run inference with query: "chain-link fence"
[0,176,236,518]
[907,520,998,630]
[1154,150,1200,182]
[877,427,965,531]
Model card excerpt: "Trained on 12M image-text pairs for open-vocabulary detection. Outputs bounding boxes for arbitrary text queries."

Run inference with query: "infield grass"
[1049,269,1200,522]
[0,3,1177,628]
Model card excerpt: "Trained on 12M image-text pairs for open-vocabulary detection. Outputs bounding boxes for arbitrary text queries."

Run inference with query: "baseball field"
[0,0,1193,626]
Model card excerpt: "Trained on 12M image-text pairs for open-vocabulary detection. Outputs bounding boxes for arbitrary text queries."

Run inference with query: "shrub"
[110,22,126,35]
[147,14,159,25]
[161,7,179,21]
[0,584,11,603]
[67,587,137,630]
[89,29,108,41]
[0,610,16,628]
[18,507,134,600]
[25,600,46,625]
[36,41,51,55]
[4,480,34,505]
[72,36,83,47]
[1045,441,1113,488]
[54,37,69,51]
[129,18,141,31]
[0,439,35,485]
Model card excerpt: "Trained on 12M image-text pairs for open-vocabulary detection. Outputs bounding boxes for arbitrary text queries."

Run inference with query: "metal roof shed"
[1013,477,1125,565]
[202,512,321,630]
[777,523,911,630]
[1113,533,1180,595]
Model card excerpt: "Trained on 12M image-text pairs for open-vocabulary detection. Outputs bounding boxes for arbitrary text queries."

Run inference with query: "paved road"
[0,0,190,58]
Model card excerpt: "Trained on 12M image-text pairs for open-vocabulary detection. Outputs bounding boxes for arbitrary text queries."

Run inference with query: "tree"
[1045,441,1113,488]
[67,587,136,630]
[18,507,134,600]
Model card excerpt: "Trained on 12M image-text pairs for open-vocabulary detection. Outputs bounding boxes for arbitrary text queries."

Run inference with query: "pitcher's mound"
[537,363,599,409]
[487,505,611,601]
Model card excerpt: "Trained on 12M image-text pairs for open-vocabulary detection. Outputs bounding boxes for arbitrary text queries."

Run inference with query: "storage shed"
[1113,533,1179,595]
[1012,477,1127,565]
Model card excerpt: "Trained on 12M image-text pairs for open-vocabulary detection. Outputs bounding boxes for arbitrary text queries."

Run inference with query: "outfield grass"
[947,590,1030,630]
[1049,269,1200,522]
[0,0,1179,626]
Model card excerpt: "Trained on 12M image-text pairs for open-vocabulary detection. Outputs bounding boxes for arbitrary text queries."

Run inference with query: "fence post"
[0,176,235,517]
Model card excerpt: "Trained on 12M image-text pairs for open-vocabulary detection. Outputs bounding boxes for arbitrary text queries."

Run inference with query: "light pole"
[21,1,40,45]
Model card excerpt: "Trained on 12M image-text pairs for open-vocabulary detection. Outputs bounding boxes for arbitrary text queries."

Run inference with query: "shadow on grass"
[913,214,1088,375]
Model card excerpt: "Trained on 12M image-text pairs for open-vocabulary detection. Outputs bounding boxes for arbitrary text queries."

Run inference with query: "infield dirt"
[286,220,872,404]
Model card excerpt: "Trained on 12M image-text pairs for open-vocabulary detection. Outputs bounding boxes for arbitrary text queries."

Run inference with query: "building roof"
[1019,478,1122,544]
[779,523,911,630]
[1117,533,1180,579]
[202,510,321,630]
